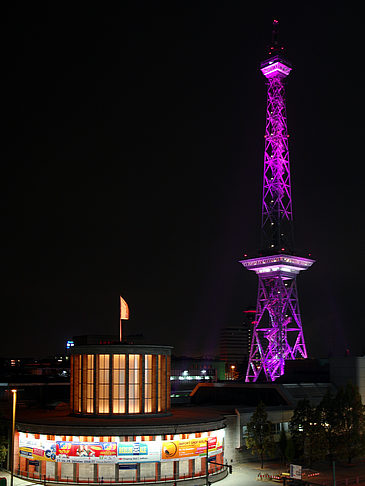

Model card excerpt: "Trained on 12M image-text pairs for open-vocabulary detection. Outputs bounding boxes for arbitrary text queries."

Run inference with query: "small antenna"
[272,19,279,45]
[268,19,284,56]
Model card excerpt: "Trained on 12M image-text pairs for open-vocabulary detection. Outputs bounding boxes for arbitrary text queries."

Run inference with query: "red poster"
[56,442,117,463]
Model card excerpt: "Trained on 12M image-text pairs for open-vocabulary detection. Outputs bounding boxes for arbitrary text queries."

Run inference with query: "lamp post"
[205,438,209,486]
[332,460,336,486]
[10,389,17,486]
[230,365,236,380]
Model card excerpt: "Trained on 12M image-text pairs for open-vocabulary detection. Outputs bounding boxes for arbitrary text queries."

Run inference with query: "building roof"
[5,405,225,436]
[281,383,336,406]
[190,383,289,407]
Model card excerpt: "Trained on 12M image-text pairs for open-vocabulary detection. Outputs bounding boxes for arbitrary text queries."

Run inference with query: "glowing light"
[241,255,314,273]
[261,61,291,78]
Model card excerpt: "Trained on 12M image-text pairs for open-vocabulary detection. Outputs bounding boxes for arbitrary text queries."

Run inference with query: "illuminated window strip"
[71,352,170,415]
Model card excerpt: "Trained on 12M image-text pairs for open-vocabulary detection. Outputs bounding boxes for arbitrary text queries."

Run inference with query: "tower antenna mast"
[241,20,315,382]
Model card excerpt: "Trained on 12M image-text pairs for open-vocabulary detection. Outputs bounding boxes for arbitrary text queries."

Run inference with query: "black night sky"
[2,3,364,359]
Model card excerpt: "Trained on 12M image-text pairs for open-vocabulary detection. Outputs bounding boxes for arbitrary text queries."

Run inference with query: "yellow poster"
[19,443,56,462]
[161,436,222,461]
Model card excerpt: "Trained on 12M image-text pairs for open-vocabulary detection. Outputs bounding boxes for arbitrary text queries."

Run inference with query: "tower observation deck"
[241,21,315,382]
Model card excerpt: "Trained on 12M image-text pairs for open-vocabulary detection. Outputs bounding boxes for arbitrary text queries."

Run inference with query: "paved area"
[218,462,261,485]
[2,460,365,486]
[218,460,365,486]
[0,471,39,486]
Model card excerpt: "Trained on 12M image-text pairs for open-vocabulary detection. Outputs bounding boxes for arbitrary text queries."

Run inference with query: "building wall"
[223,413,241,465]
[329,357,365,403]
[14,429,226,483]
[219,326,248,363]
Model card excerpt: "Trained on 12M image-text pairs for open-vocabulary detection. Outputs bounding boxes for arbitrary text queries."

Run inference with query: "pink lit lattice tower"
[241,21,314,382]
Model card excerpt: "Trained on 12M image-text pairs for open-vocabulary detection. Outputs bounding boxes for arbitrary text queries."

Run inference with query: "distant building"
[242,309,256,355]
[189,381,337,464]
[219,326,247,364]
[329,356,365,403]
[170,356,225,402]
[219,308,256,366]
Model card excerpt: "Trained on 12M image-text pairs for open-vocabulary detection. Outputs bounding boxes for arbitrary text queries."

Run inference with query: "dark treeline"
[246,383,365,467]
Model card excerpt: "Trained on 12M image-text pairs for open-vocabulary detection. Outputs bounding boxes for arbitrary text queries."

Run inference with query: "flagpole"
[120,297,122,342]
[119,296,129,343]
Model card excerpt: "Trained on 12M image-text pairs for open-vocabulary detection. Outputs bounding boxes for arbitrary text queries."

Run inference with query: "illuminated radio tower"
[241,20,315,382]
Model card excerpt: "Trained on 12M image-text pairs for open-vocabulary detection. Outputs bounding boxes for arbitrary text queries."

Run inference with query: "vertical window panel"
[144,354,153,413]
[86,354,94,413]
[97,354,110,413]
[129,354,141,413]
[158,355,162,412]
[74,355,82,413]
[166,355,171,410]
[158,355,166,412]
[152,355,157,412]
[112,354,126,413]
[70,355,74,411]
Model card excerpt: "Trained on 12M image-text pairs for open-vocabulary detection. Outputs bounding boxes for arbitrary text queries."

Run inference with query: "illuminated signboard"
[56,442,117,463]
[161,436,223,461]
[19,430,224,464]
[19,433,56,462]
[56,441,161,463]
[117,442,161,463]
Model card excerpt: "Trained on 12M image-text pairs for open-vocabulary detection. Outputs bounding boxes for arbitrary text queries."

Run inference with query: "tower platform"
[240,254,314,279]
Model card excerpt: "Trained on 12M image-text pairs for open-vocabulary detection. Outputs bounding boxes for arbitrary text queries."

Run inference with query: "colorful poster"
[19,431,224,465]
[117,442,161,463]
[19,433,56,462]
[56,442,117,463]
[161,436,223,461]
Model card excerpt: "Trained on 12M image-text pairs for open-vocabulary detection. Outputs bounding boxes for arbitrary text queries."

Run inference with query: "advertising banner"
[19,431,224,465]
[19,434,56,462]
[117,442,161,463]
[56,442,117,463]
[161,436,223,461]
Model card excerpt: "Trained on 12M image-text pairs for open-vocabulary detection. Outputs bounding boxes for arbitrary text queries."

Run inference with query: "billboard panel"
[19,433,56,462]
[161,436,223,461]
[18,429,224,465]
[56,442,117,463]
[117,442,161,463]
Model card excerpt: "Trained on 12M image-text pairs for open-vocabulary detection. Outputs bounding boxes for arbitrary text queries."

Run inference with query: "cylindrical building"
[11,342,227,484]
[70,345,171,416]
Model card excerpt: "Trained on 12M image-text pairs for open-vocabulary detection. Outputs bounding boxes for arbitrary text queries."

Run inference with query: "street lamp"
[230,365,236,380]
[205,438,209,486]
[10,389,17,486]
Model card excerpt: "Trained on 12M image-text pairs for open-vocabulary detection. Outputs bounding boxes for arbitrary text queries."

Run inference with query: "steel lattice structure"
[262,67,293,252]
[241,21,314,382]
